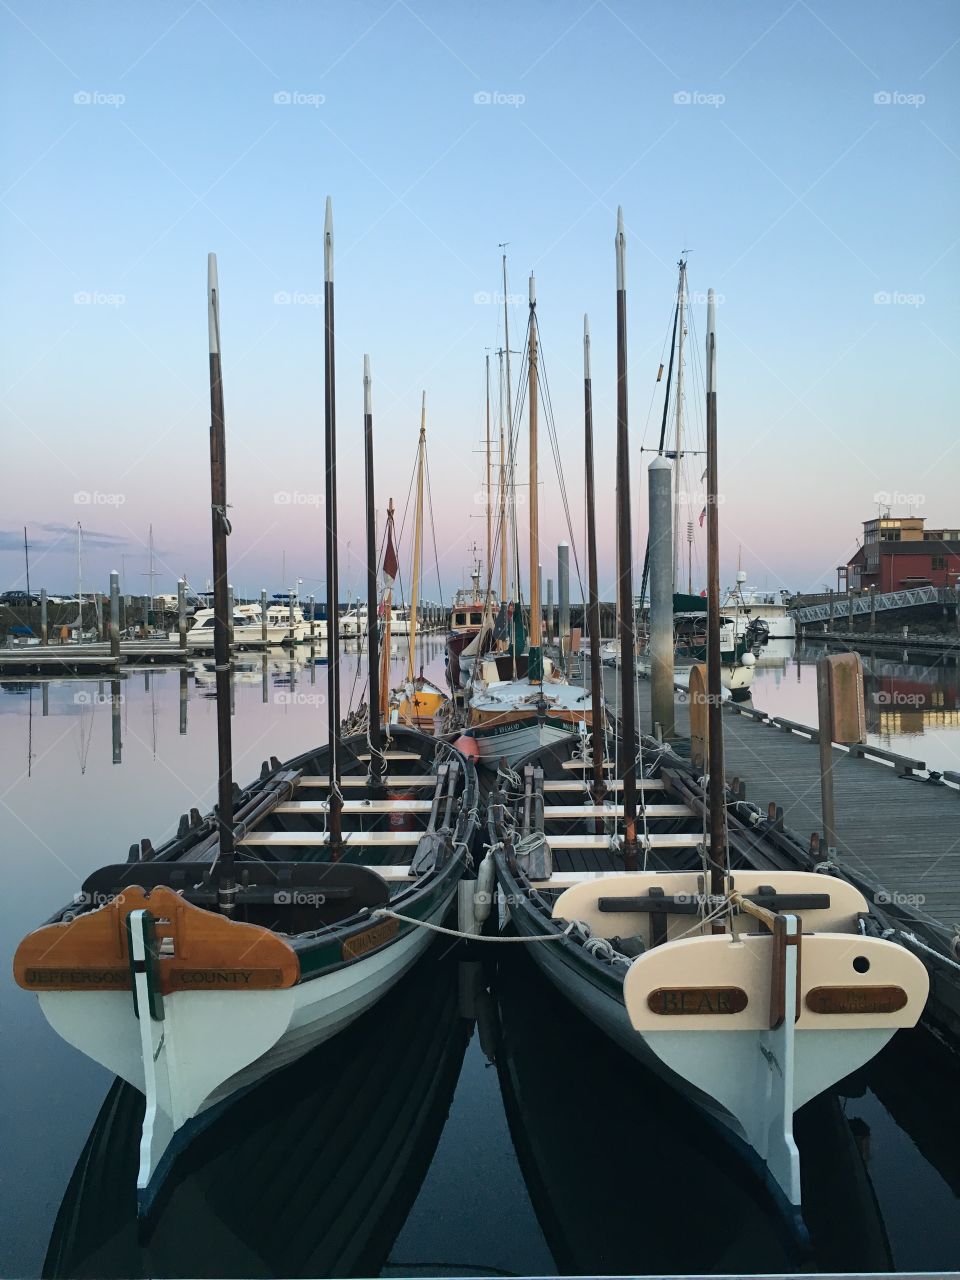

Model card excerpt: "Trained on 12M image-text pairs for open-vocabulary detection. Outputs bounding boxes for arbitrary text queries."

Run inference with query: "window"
[470,611,482,625]
[933,555,946,570]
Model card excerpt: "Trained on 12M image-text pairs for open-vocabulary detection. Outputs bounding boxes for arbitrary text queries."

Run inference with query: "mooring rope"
[369,907,578,944]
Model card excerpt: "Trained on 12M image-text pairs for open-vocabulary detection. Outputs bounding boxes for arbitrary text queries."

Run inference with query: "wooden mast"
[379,499,396,714]
[206,253,236,914]
[583,315,606,804]
[485,354,493,602]
[615,209,639,871]
[363,354,385,789]
[705,288,726,899]
[407,393,426,685]
[323,197,342,855]
[501,250,517,611]
[527,272,541,670]
[497,349,508,622]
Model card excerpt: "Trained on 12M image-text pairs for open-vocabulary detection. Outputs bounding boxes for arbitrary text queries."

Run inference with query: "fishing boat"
[485,215,928,1226]
[13,211,479,1216]
[44,946,474,1280]
[464,273,592,767]
[724,571,796,642]
[184,603,286,650]
[388,395,448,730]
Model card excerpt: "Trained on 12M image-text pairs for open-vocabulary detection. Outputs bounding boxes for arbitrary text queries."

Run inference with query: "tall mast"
[501,249,516,602]
[527,273,541,657]
[583,316,606,803]
[206,253,236,913]
[379,499,397,714]
[485,354,493,599]
[497,348,508,608]
[705,289,726,899]
[672,258,687,590]
[407,393,426,683]
[23,527,30,598]
[615,209,639,871]
[76,522,82,642]
[323,197,342,855]
[364,355,385,788]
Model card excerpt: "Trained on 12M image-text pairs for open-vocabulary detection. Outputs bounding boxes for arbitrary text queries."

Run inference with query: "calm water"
[3,636,959,1277]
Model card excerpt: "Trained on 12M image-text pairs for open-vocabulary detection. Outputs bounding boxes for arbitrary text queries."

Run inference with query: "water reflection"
[43,947,474,1280]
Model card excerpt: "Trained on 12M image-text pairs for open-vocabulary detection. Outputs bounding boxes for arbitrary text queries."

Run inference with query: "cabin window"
[470,611,482,625]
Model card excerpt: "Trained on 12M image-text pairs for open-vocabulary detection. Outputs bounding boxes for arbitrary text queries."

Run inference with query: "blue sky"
[2,0,958,602]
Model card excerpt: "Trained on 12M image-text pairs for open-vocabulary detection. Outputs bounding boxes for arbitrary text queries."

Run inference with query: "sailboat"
[485,211,928,1226]
[390,394,448,730]
[464,273,593,767]
[13,209,479,1216]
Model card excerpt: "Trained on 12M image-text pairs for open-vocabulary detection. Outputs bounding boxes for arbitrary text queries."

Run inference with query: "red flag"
[382,507,398,585]
[698,505,707,528]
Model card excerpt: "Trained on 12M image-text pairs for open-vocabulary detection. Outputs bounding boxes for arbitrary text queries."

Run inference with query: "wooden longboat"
[15,727,479,1214]
[486,732,928,1223]
[492,946,894,1275]
[44,944,474,1279]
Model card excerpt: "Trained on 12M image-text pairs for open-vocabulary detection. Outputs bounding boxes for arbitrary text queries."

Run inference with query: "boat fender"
[474,850,496,924]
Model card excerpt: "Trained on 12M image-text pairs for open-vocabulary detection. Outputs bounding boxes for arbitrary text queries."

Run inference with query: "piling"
[178,578,187,649]
[227,585,234,647]
[179,667,187,736]
[142,595,150,637]
[95,593,104,640]
[546,578,553,642]
[288,589,295,646]
[40,589,48,645]
[111,679,122,765]
[558,541,570,664]
[260,589,268,647]
[261,653,268,704]
[648,456,675,738]
[870,585,876,630]
[109,571,120,659]
[42,684,49,717]
[309,594,316,659]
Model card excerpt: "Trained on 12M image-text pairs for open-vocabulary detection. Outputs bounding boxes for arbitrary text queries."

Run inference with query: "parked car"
[0,590,40,607]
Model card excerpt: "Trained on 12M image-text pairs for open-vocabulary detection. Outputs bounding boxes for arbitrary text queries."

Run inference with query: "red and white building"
[842,516,960,593]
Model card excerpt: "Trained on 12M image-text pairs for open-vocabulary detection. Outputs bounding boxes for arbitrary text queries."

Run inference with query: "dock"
[602,665,960,1041]
[0,642,189,675]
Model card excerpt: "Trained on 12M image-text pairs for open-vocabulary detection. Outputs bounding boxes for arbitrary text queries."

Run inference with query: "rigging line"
[423,444,445,610]
[536,340,586,603]
[639,293,684,451]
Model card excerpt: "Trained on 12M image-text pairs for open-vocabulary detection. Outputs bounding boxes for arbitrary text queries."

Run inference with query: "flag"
[698,505,707,528]
[382,507,398,585]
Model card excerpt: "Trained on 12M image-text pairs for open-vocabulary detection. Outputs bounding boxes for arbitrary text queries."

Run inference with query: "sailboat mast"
[527,274,541,654]
[323,197,342,854]
[206,253,236,912]
[407,393,426,683]
[672,259,687,590]
[23,527,30,598]
[77,522,82,642]
[615,209,639,871]
[705,289,726,899]
[497,349,508,607]
[363,355,385,786]
[501,251,516,602]
[583,316,606,803]
[485,354,493,598]
[379,499,395,714]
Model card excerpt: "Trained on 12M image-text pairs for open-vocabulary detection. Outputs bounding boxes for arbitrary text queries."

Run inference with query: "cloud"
[0,526,132,552]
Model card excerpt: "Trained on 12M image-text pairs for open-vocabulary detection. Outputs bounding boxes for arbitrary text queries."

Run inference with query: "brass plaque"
[342,918,399,961]
[806,985,908,1015]
[648,986,748,1016]
[21,967,130,990]
[164,967,288,990]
